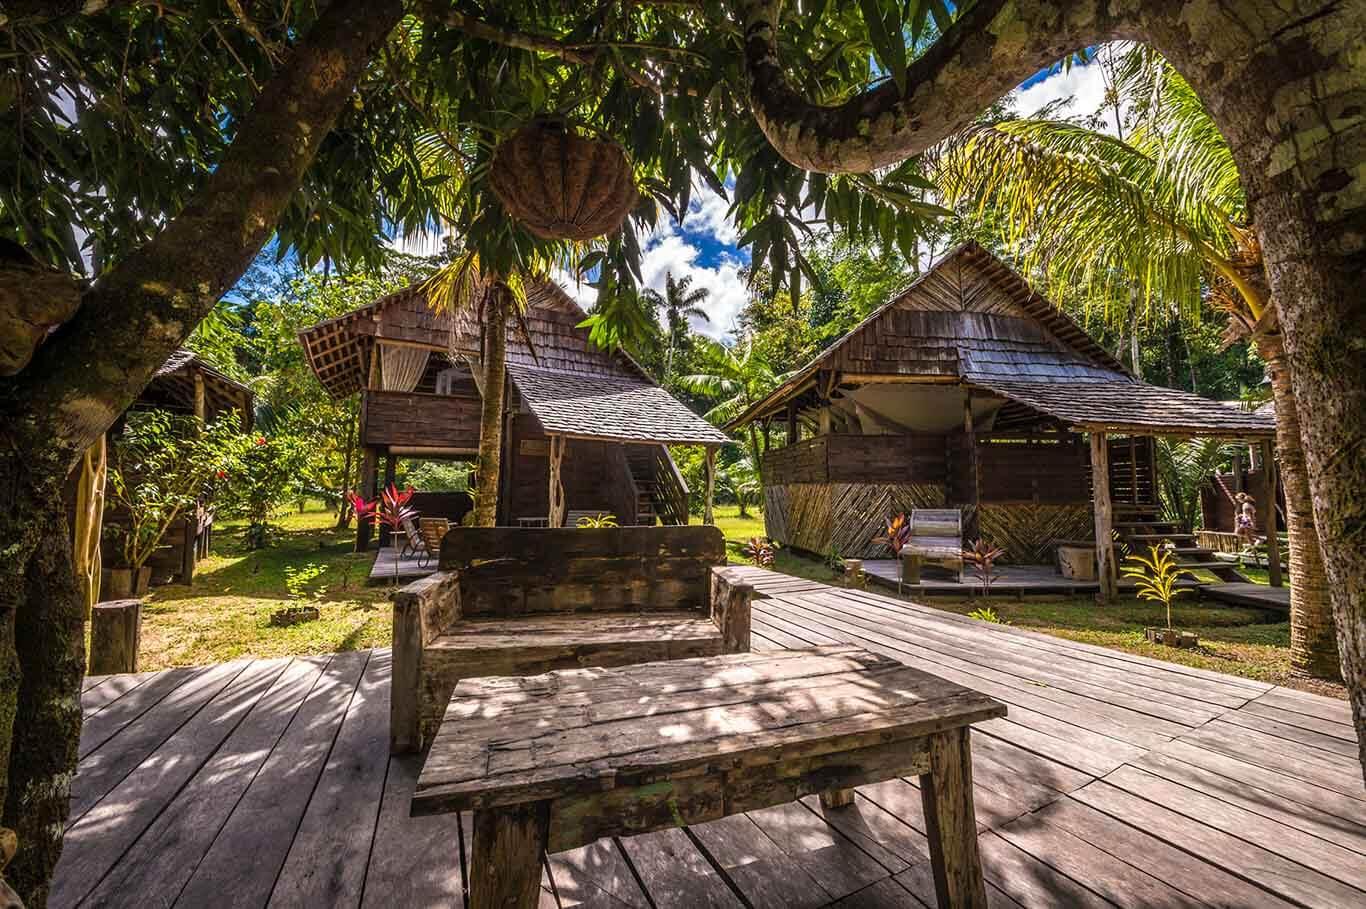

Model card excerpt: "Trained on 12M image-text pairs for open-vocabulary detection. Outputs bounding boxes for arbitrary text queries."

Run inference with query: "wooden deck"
[1200,581,1291,610]
[57,568,1363,908]
[368,545,433,585]
[862,560,1103,596]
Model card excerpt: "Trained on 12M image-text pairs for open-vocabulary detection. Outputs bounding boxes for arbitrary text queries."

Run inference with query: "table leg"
[469,801,549,909]
[819,788,856,808]
[919,727,988,908]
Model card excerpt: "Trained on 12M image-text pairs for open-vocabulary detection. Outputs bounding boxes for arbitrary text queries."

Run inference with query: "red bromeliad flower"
[348,483,417,532]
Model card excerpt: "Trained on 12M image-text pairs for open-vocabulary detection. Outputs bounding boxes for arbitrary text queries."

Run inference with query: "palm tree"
[421,251,537,527]
[644,272,710,379]
[680,340,782,484]
[934,49,1337,679]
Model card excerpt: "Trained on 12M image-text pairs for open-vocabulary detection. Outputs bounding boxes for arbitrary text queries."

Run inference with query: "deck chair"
[901,509,964,586]
[387,525,759,753]
[417,517,449,568]
[397,516,424,560]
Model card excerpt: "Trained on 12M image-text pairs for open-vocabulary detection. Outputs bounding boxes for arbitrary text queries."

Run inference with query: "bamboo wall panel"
[763,482,945,558]
[977,503,1093,565]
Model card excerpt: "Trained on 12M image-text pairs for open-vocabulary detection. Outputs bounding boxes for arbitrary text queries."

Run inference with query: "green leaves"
[859,0,907,94]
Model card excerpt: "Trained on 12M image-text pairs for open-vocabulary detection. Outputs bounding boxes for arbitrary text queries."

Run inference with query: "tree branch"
[735,0,1130,173]
[3,0,404,455]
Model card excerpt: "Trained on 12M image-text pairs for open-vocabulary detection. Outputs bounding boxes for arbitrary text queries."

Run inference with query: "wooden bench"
[388,525,758,753]
[901,508,964,585]
[413,645,1007,909]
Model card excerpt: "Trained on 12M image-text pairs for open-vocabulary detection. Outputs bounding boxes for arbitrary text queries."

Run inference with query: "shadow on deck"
[59,568,1362,908]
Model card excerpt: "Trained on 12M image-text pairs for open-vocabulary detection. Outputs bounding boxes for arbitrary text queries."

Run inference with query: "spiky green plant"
[575,513,619,528]
[1122,545,1193,631]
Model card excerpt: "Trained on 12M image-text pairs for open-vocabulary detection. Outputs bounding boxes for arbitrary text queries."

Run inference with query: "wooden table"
[412,645,1007,908]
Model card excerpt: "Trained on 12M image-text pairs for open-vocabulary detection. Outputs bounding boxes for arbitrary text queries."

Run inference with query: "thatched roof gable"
[728,242,1275,438]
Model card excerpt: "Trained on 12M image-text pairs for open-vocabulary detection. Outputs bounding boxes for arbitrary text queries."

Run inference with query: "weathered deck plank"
[54,565,1362,909]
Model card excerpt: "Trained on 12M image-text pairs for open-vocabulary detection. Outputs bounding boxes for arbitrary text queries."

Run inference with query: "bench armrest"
[710,566,762,653]
[389,570,461,753]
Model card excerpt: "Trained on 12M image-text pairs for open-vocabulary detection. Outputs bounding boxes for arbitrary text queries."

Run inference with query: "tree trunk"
[1258,333,1339,681]
[0,1,403,900]
[472,285,508,527]
[0,449,85,907]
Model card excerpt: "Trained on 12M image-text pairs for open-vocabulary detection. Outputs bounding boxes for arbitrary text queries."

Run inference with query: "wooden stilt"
[193,371,206,425]
[1090,432,1115,602]
[547,434,566,527]
[1261,439,1283,587]
[356,447,378,552]
[703,446,716,525]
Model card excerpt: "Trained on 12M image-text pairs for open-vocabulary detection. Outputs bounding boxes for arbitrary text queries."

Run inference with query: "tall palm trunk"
[472,284,508,527]
[1259,331,1339,680]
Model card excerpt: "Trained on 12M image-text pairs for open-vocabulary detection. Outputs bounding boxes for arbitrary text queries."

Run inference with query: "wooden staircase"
[1113,505,1247,581]
[625,445,690,526]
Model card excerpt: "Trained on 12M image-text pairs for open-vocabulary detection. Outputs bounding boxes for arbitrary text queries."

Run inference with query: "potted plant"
[104,411,238,597]
[872,514,912,591]
[1123,545,1199,648]
[271,562,326,626]
[349,483,418,585]
[962,540,1006,597]
[741,537,776,568]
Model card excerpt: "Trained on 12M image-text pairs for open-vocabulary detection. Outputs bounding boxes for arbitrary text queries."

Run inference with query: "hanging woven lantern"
[489,121,637,241]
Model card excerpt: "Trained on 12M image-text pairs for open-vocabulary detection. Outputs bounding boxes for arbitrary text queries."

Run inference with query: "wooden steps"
[1113,511,1247,583]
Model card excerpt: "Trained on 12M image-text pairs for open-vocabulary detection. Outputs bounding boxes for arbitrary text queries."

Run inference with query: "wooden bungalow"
[727,242,1280,599]
[298,278,728,550]
[69,349,254,600]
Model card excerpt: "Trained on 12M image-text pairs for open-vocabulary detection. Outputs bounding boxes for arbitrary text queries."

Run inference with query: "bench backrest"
[438,525,727,619]
[909,509,962,540]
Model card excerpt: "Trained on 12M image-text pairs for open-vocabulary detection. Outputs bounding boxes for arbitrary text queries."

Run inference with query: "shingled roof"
[299,277,727,446]
[967,377,1275,436]
[728,242,1275,438]
[508,365,728,445]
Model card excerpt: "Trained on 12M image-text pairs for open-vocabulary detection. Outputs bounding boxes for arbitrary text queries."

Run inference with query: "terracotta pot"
[489,121,637,241]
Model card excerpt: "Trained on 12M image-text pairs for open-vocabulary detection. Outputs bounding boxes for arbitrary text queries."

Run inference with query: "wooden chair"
[900,509,964,586]
[397,516,424,559]
[388,525,760,753]
[417,517,450,568]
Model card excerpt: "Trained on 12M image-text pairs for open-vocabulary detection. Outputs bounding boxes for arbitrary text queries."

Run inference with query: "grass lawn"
[139,506,389,670]
[134,503,1342,700]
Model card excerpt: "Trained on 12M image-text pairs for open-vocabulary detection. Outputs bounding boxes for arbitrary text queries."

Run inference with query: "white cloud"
[639,226,750,340]
[551,267,599,311]
[680,180,738,246]
[1009,43,1134,135]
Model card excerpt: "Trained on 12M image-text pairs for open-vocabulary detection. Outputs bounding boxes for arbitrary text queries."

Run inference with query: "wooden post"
[547,434,566,527]
[356,447,378,552]
[963,392,979,541]
[193,371,206,425]
[469,802,549,909]
[179,517,196,585]
[703,446,716,525]
[818,406,832,435]
[379,454,397,547]
[1261,439,1283,587]
[919,727,988,908]
[1231,449,1243,495]
[1090,432,1116,603]
[240,391,252,430]
[90,599,141,674]
[1128,435,1139,505]
[785,401,798,445]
